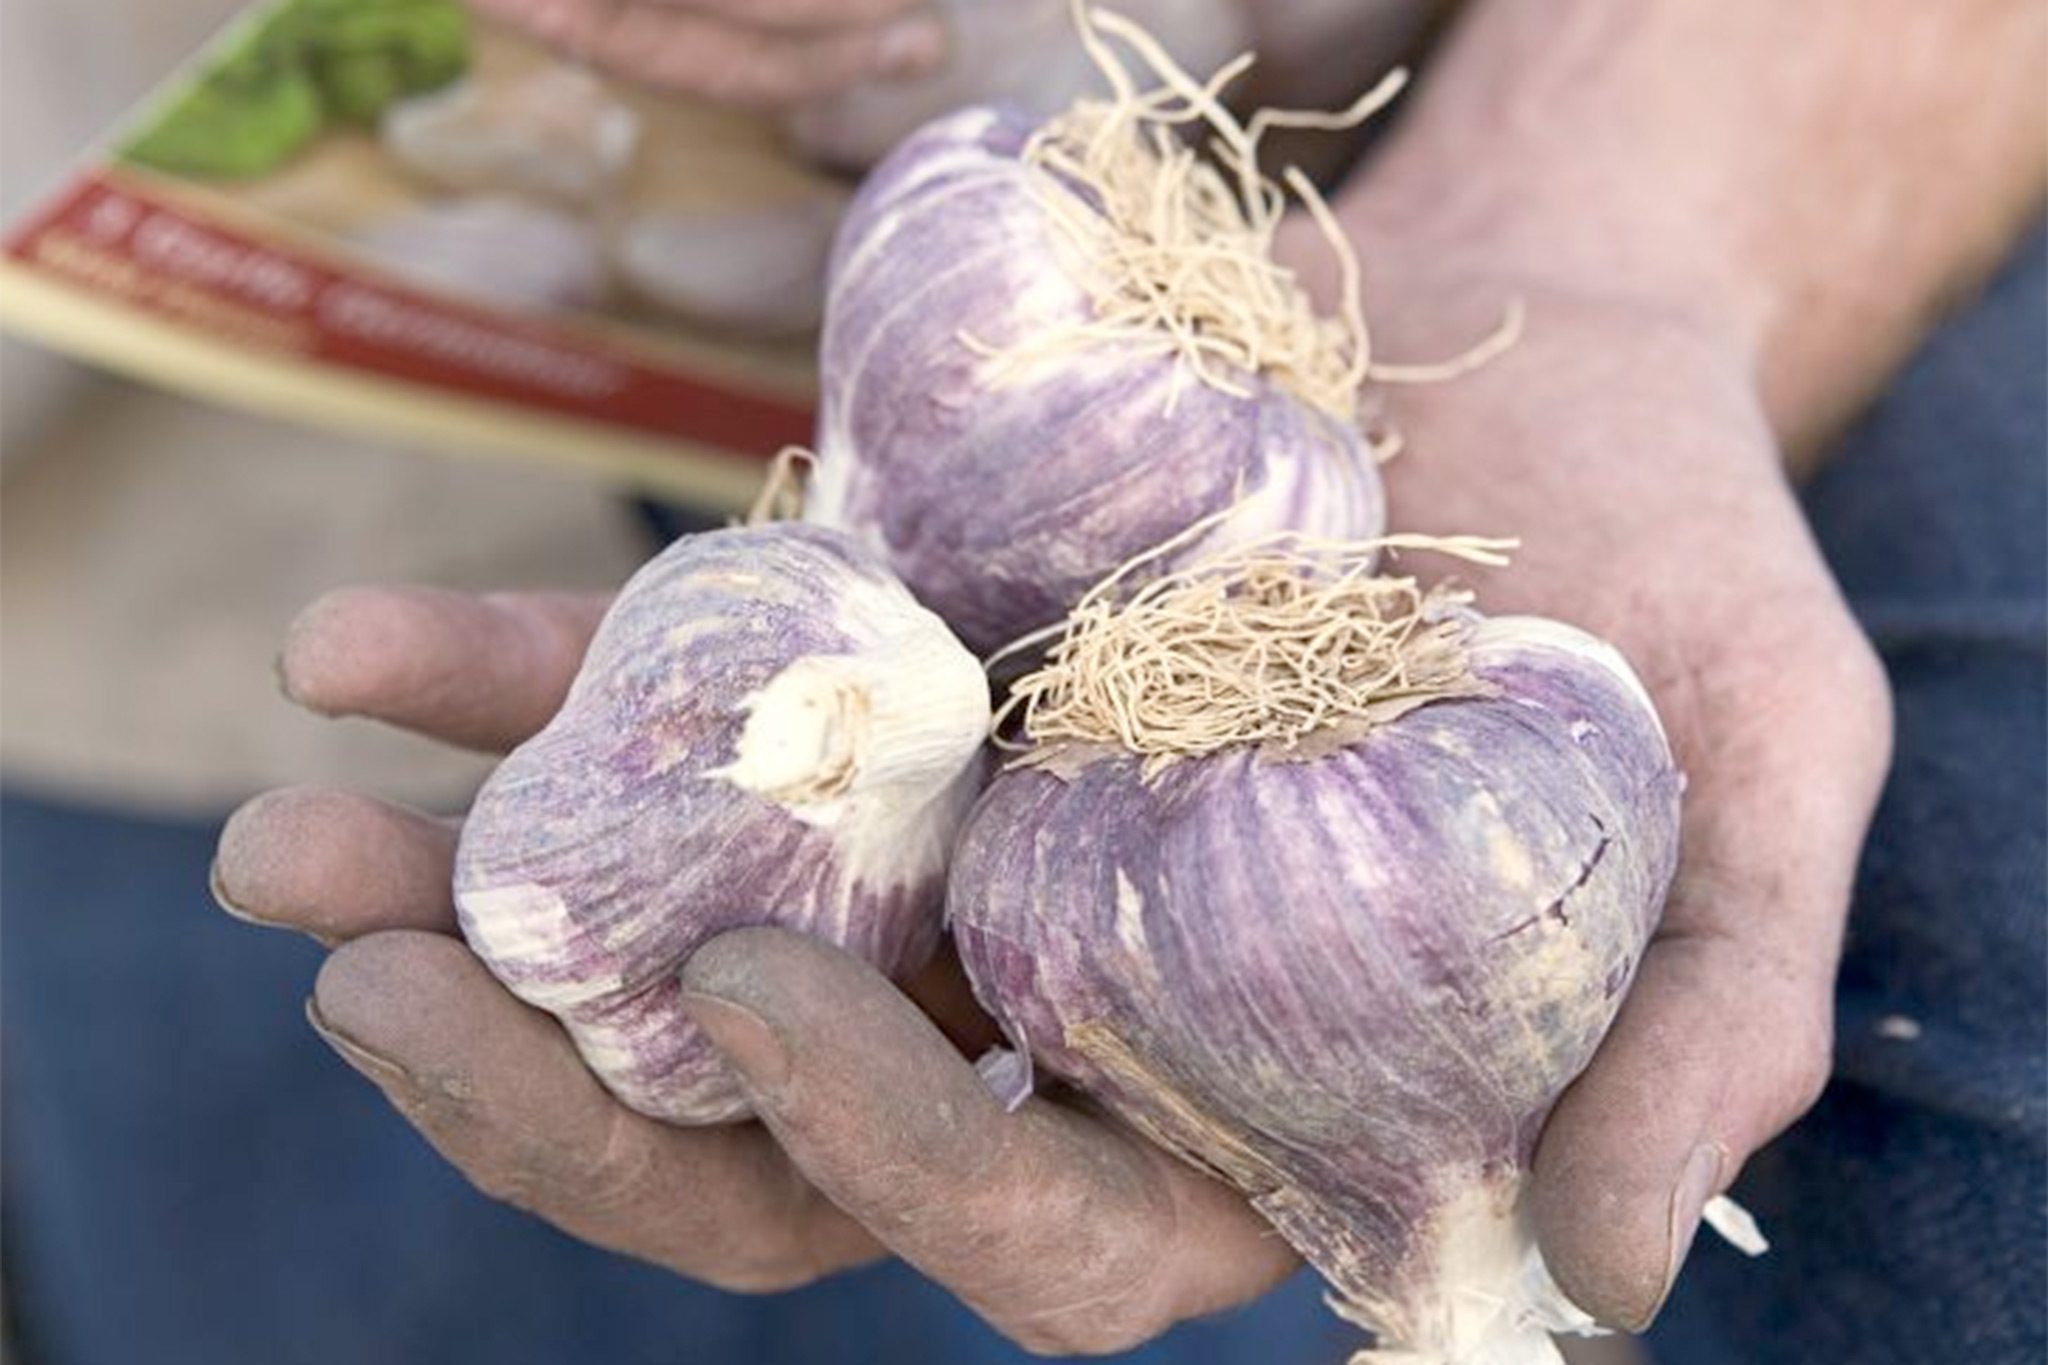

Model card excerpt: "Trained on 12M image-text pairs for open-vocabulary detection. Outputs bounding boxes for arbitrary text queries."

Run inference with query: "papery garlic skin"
[612,190,847,338]
[352,197,608,311]
[382,65,639,207]
[806,105,1385,655]
[457,525,990,1124]
[949,615,1681,1364]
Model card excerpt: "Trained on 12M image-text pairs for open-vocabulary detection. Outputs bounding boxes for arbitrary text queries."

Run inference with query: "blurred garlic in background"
[610,185,847,337]
[352,195,611,311]
[381,63,639,206]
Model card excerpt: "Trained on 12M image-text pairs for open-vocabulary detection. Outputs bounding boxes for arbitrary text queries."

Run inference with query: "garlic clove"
[382,64,639,207]
[350,196,609,311]
[610,190,847,337]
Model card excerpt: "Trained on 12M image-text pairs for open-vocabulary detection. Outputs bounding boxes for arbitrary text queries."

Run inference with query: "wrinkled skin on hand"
[213,585,1297,1356]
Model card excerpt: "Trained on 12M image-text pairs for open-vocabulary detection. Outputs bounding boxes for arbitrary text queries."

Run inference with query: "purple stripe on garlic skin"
[949,614,1681,1364]
[456,525,990,1125]
[806,105,1385,656]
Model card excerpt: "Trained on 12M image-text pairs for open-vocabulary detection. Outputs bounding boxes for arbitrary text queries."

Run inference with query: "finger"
[312,931,882,1289]
[281,587,609,753]
[212,786,460,942]
[468,1,947,107]
[1532,638,1894,1330]
[680,927,1298,1356]
[1530,923,1832,1332]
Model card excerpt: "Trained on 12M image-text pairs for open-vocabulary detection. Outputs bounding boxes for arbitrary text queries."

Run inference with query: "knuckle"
[686,1184,858,1295]
[980,1140,1181,1355]
[456,1108,648,1221]
[460,1114,828,1294]
[709,1175,857,1293]
[1786,613,1894,761]
[460,1157,544,1213]
[1006,1301,1167,1357]
[1830,629,1896,776]
[1015,1267,1183,1355]
[445,1119,571,1218]
[1776,1006,1835,1117]
[571,1108,660,1207]
[693,1258,819,1295]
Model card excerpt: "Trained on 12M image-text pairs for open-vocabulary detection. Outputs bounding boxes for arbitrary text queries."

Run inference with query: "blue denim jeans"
[5,228,2041,1365]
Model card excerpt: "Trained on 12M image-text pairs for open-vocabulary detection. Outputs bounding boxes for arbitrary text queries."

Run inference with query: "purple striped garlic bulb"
[806,12,1399,655]
[455,524,990,1124]
[948,540,1683,1364]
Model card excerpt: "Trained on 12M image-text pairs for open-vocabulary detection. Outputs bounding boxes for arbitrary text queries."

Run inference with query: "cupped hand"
[1314,236,1896,1330]
[467,0,948,107]
[212,586,1297,1355]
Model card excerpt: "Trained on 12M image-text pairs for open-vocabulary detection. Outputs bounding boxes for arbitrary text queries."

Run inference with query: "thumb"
[678,927,1295,1356]
[1529,917,1832,1331]
[1532,650,1891,1329]
[1529,563,1894,1331]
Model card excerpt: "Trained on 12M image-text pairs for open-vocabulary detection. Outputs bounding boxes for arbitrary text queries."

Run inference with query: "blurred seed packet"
[0,0,852,508]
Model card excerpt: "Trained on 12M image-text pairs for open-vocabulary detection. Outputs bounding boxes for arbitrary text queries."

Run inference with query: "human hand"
[1280,214,1895,1330]
[467,0,948,108]
[211,585,1300,1354]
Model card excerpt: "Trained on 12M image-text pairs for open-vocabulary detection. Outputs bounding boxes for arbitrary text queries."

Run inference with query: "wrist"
[1300,0,2046,465]
[1276,166,1775,467]
[1296,102,1778,423]
[1342,160,1760,366]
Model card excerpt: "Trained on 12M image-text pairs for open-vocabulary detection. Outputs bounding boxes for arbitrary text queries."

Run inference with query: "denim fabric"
[1649,227,2047,1365]
[0,801,1360,1365]
[5,229,2041,1365]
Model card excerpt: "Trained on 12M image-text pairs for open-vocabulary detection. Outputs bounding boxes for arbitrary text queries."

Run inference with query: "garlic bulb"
[352,196,609,311]
[948,543,1682,1364]
[806,89,1385,654]
[382,64,638,207]
[611,188,848,337]
[456,525,990,1124]
[786,0,1250,171]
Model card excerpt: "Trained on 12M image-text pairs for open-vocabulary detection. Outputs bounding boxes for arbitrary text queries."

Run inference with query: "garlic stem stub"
[806,8,1400,655]
[949,537,1684,1364]
[456,525,990,1124]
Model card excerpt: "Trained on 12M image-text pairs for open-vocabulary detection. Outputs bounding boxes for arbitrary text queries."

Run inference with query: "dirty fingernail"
[307,997,414,1088]
[210,857,279,927]
[682,991,792,1097]
[1636,1140,1726,1331]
